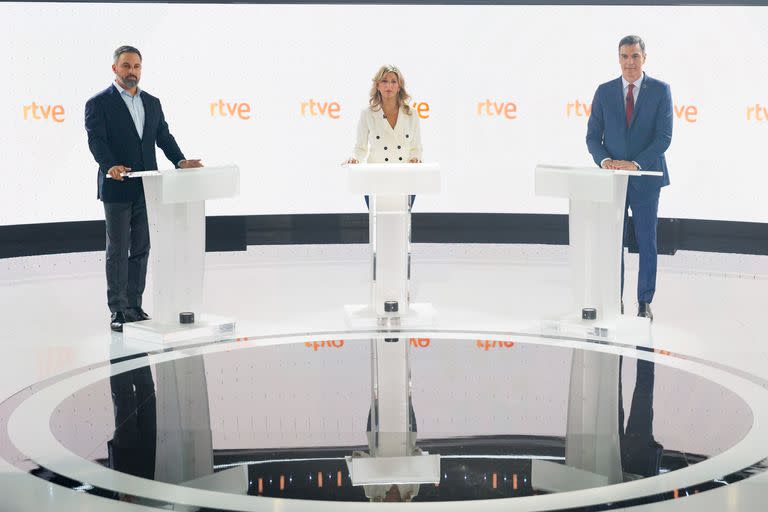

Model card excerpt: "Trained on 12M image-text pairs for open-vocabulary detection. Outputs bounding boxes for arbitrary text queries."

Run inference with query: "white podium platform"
[346,452,440,486]
[123,165,239,343]
[343,163,440,326]
[534,164,661,490]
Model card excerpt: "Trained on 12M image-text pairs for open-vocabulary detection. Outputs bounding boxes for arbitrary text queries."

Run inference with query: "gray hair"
[113,45,142,64]
[619,35,645,54]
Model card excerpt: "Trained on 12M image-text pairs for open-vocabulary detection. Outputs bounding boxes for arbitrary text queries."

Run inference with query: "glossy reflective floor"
[1,244,767,511]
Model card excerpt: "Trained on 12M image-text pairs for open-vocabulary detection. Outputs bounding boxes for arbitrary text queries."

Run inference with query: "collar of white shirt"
[113,81,141,98]
[622,73,644,93]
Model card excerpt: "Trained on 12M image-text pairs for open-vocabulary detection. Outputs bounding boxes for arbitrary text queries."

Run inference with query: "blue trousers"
[621,187,660,304]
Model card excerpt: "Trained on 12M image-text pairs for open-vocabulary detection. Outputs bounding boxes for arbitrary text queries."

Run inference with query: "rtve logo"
[210,99,253,120]
[22,102,65,123]
[409,338,431,348]
[476,340,515,351]
[566,100,699,123]
[477,100,518,119]
[299,100,430,119]
[301,99,341,119]
[746,104,768,121]
[304,340,345,351]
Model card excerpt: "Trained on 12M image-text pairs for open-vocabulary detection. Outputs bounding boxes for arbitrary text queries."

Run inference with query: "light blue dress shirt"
[113,82,144,140]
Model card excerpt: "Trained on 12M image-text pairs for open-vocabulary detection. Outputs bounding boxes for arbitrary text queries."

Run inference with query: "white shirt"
[352,106,423,164]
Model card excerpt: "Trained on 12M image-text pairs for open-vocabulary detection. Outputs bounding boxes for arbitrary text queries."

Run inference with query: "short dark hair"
[618,35,645,54]
[113,45,142,64]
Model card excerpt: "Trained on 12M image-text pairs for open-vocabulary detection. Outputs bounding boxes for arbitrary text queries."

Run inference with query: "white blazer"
[352,106,423,164]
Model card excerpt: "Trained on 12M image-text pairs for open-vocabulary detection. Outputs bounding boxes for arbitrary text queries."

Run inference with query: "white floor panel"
[0,243,766,511]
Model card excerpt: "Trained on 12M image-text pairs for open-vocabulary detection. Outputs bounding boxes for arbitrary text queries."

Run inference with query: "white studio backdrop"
[2,3,767,225]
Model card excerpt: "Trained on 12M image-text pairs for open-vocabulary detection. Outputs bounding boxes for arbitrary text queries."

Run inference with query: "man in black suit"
[85,46,202,332]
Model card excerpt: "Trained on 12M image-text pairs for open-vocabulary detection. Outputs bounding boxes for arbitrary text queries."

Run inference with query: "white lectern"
[535,164,662,325]
[122,165,239,343]
[344,163,440,326]
[532,164,660,491]
[344,163,442,492]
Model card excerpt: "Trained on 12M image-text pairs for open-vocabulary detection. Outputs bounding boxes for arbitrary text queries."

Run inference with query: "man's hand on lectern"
[409,157,421,163]
[107,165,131,181]
[179,159,203,169]
[343,158,359,165]
[612,160,639,171]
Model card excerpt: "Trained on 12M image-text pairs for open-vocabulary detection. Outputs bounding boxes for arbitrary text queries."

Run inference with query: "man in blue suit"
[586,35,673,321]
[85,46,202,332]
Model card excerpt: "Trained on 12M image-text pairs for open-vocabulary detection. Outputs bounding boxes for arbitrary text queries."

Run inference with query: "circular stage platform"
[2,328,766,511]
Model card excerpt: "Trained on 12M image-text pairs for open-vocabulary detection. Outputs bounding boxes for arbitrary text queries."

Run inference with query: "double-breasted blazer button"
[385,158,389,162]
[384,146,388,150]
[399,157,403,161]
[376,136,380,139]
[405,134,409,138]
[397,146,401,149]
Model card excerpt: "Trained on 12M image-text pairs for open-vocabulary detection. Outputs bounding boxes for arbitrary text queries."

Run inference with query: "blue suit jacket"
[586,74,672,195]
[85,85,185,202]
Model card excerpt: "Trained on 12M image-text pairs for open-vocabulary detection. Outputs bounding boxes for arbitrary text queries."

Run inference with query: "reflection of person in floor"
[619,356,663,477]
[107,352,157,489]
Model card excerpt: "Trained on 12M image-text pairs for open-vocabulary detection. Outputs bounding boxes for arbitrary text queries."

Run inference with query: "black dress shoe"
[110,311,126,332]
[126,307,151,322]
[638,302,653,321]
[621,434,664,477]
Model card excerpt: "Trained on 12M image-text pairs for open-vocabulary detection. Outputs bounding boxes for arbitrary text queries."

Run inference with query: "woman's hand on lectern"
[343,158,359,165]
[409,157,421,163]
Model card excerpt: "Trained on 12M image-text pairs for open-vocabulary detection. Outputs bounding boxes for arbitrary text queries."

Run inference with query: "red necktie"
[626,83,635,127]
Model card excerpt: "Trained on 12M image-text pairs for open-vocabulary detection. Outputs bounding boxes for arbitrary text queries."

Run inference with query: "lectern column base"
[343,303,436,329]
[123,314,236,344]
[540,313,650,345]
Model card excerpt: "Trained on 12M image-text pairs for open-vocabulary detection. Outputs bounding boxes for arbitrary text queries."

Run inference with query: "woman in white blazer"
[346,65,423,206]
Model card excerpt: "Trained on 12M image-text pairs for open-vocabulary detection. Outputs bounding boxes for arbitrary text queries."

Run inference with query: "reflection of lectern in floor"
[346,334,440,501]
[531,165,660,492]
[122,165,239,343]
[108,340,247,503]
[343,163,442,498]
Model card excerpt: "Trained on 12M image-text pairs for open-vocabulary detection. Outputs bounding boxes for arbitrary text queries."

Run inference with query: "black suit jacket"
[85,84,185,202]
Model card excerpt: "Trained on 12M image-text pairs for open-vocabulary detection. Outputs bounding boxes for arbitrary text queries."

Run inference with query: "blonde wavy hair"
[368,65,412,115]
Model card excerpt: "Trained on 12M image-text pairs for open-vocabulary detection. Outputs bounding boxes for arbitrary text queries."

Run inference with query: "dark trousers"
[621,187,660,304]
[108,355,157,480]
[618,357,655,441]
[618,356,662,476]
[103,194,150,313]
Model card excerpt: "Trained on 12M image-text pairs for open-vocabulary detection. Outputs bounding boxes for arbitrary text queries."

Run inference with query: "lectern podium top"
[535,164,661,202]
[345,162,441,194]
[143,165,240,204]
[536,164,663,177]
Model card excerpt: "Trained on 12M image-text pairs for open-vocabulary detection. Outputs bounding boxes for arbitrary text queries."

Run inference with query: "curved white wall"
[2,3,766,224]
